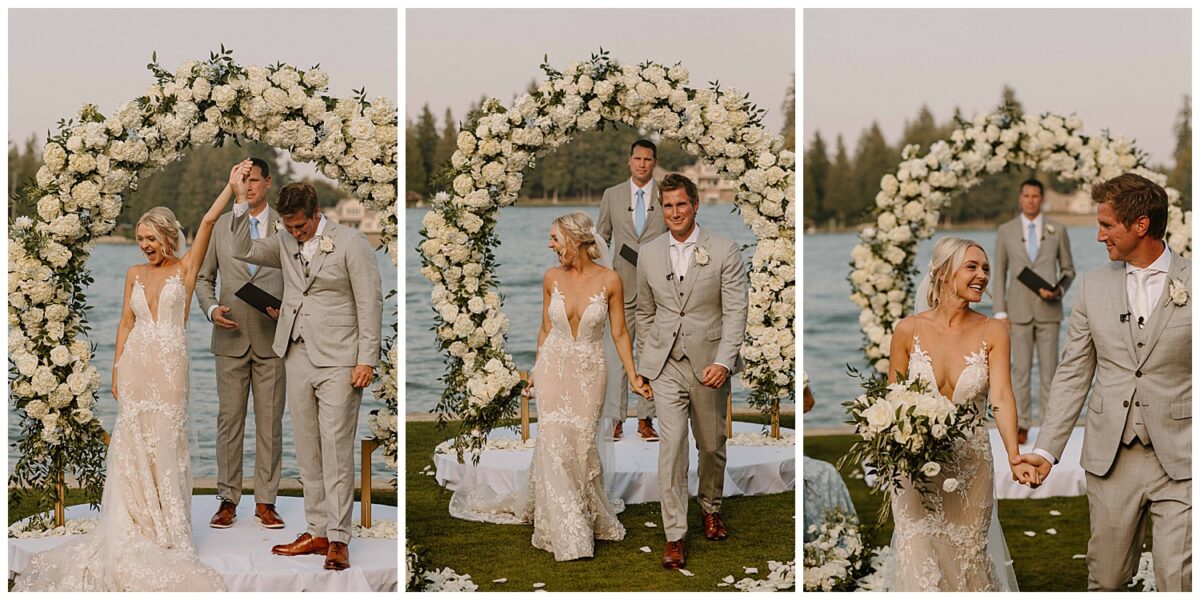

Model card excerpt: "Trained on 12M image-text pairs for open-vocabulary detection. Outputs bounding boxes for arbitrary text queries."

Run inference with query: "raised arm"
[112,266,138,402]
[183,167,237,290]
[195,219,220,320]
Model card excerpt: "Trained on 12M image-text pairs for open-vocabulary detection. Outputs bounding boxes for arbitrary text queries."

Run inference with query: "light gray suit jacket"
[598,179,667,305]
[635,227,748,381]
[231,211,383,368]
[1034,255,1191,480]
[993,215,1075,324]
[197,209,285,357]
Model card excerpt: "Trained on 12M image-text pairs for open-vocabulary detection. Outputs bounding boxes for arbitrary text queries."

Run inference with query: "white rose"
[921,462,941,477]
[942,478,960,493]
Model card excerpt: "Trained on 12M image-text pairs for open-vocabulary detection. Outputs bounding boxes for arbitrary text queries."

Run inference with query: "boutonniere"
[1169,278,1189,306]
[275,221,285,234]
[1045,223,1056,234]
[319,236,335,253]
[695,247,710,266]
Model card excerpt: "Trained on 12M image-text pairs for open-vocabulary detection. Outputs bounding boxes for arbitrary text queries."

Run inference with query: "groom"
[636,173,747,569]
[1015,173,1191,591]
[228,162,383,571]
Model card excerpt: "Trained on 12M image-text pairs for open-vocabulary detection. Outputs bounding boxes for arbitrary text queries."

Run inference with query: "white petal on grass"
[678,569,694,577]
[532,582,545,588]
[723,575,735,583]
[744,567,759,574]
[1023,531,1036,537]
[1072,554,1086,559]
[1046,528,1057,535]
[639,546,652,553]
[644,522,657,528]
[1049,510,1062,516]
[492,578,507,584]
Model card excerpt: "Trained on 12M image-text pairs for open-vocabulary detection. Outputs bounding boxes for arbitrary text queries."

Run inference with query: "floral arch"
[849,103,1191,373]
[8,50,399,521]
[418,52,796,457]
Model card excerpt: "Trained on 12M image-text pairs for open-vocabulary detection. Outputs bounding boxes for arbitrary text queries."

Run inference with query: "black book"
[620,244,638,266]
[235,282,282,316]
[1017,267,1067,295]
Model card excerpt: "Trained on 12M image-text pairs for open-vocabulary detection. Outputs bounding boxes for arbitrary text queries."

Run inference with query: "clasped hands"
[1009,453,1052,488]
[521,374,653,399]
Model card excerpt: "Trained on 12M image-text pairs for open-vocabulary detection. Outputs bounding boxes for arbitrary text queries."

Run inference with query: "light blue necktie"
[1026,222,1038,261]
[634,189,646,237]
[248,217,259,275]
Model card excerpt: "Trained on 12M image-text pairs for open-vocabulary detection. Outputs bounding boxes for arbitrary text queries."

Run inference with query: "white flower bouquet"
[802,508,870,592]
[839,368,981,523]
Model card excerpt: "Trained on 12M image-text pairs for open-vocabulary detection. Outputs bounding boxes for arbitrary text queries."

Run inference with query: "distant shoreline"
[406,198,737,209]
[805,211,1098,235]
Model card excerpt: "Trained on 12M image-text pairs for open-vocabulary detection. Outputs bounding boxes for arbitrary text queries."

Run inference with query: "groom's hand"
[351,364,374,388]
[1012,453,1052,488]
[700,364,729,388]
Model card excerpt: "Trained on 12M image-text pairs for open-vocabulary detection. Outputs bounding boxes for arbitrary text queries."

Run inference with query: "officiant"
[993,178,1075,444]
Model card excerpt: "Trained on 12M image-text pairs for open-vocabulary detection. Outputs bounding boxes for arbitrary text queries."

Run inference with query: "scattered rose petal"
[644,522,657,528]
[1049,510,1062,516]
[723,575,735,583]
[532,582,545,588]
[492,578,507,584]
[744,567,759,574]
[1023,531,1036,537]
[679,569,694,577]
[639,546,652,553]
[717,583,729,587]
[1046,528,1057,535]
[1072,554,1086,560]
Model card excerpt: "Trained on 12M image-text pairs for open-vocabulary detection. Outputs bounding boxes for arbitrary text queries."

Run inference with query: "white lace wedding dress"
[14,270,226,592]
[883,335,1019,592]
[449,283,626,561]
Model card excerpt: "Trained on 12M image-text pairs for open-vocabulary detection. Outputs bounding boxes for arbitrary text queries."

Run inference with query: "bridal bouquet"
[839,367,981,523]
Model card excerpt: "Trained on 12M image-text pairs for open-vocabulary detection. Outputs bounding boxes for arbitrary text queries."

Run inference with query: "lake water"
[404,205,766,414]
[803,224,1110,428]
[7,243,399,480]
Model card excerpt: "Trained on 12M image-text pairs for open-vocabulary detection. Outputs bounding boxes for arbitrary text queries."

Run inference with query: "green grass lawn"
[407,416,795,592]
[804,434,1156,592]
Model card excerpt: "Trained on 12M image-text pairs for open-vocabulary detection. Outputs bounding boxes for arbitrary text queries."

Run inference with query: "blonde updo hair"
[552,212,601,261]
[925,236,988,309]
[136,206,183,258]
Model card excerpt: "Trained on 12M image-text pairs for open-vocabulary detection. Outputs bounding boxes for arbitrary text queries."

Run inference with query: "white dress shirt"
[630,179,654,230]
[669,224,700,280]
[1033,242,1172,465]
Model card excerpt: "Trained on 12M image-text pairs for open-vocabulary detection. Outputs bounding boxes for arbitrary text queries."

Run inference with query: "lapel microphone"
[667,272,675,281]
[1138,316,1145,329]
[1120,312,1131,323]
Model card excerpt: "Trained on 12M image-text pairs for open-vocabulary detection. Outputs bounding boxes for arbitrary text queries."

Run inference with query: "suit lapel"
[1110,264,1140,365]
[679,228,708,309]
[1137,257,1188,365]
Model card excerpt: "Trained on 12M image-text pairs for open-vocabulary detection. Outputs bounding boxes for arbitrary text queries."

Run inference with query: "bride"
[15,169,237,591]
[450,211,653,561]
[883,237,1036,591]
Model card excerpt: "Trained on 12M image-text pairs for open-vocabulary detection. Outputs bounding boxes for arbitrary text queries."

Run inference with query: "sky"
[805,8,1190,164]
[407,8,794,134]
[9,8,397,176]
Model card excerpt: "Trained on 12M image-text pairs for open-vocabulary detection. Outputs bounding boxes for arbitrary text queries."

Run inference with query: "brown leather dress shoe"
[702,511,728,540]
[662,540,686,569]
[209,499,237,529]
[324,542,350,570]
[255,503,285,529]
[272,532,330,556]
[1018,427,1029,445]
[612,420,624,440]
[638,418,660,441]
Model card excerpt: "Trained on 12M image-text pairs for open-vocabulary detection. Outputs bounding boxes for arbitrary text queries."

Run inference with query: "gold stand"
[360,439,381,529]
[519,370,530,442]
[771,398,781,439]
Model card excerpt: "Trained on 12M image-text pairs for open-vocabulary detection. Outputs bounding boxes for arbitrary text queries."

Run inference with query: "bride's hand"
[228,160,251,200]
[1010,462,1039,486]
[520,377,534,399]
[632,375,654,399]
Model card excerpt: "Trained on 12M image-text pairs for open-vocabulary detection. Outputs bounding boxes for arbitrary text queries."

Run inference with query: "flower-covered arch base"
[9,50,398,524]
[850,103,1191,372]
[419,52,797,458]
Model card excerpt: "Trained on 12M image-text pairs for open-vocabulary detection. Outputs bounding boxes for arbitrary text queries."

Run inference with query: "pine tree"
[405,117,428,200]
[781,75,796,151]
[803,131,829,225]
[415,104,440,198]
[852,122,896,221]
[1171,94,1191,210]
[826,135,855,227]
[433,108,458,190]
[899,105,944,154]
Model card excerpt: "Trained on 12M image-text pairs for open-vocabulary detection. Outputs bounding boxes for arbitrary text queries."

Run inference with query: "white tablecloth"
[8,496,397,592]
[991,426,1087,499]
[435,420,795,504]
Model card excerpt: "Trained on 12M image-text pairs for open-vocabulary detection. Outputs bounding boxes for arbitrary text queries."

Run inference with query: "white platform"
[435,419,795,504]
[991,426,1087,499]
[8,496,397,592]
